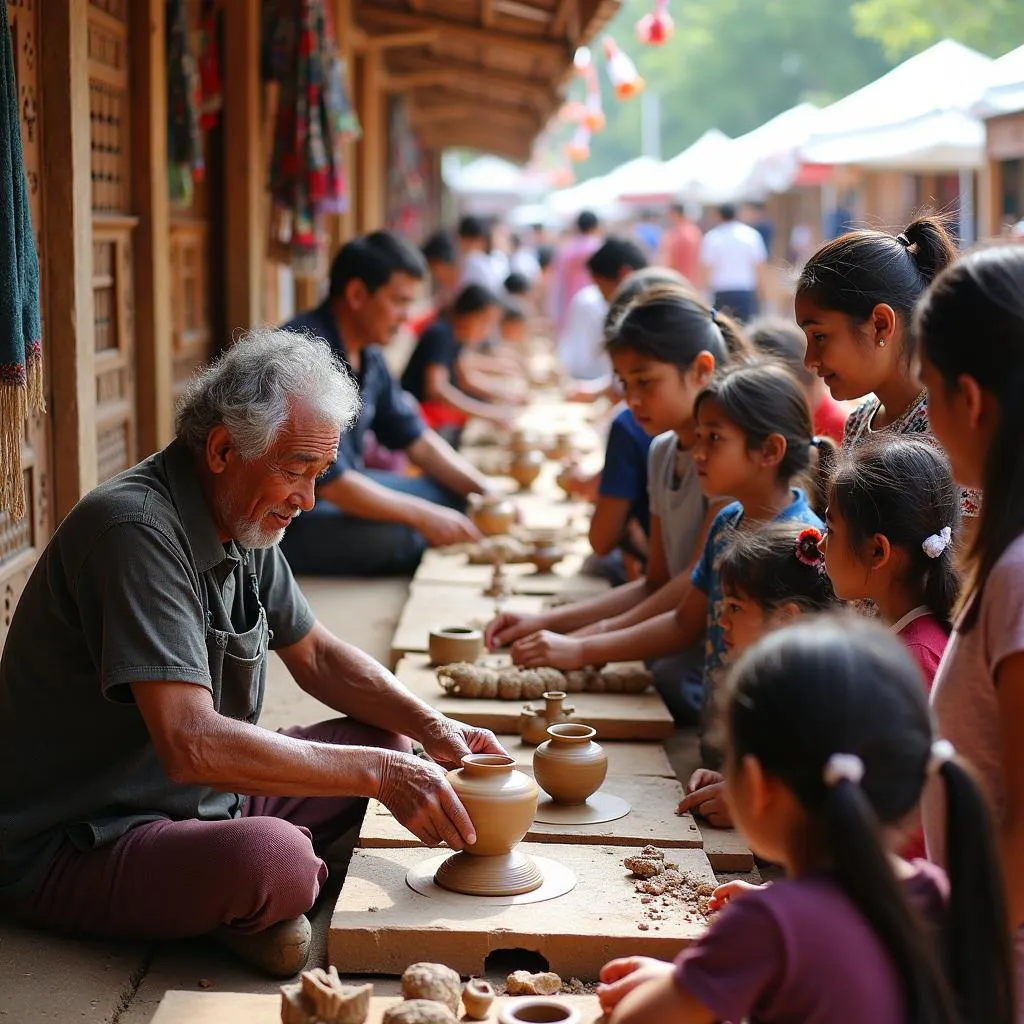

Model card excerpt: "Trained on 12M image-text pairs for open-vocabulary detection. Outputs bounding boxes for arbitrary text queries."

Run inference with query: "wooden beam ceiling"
[356,5,569,61]
[383,54,552,105]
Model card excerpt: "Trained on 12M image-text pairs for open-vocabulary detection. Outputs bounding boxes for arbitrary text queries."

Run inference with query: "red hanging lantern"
[602,36,645,100]
[636,0,674,46]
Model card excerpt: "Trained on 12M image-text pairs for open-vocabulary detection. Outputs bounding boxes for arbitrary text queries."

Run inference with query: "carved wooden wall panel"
[1,0,52,647]
[89,0,137,481]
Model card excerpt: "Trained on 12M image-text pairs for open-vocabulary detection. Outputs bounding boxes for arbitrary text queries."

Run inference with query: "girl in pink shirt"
[820,435,959,690]
[598,617,1011,1024]
[916,245,1024,1017]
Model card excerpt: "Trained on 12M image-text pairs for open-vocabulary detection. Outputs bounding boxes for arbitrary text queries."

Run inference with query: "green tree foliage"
[850,0,1024,59]
[578,0,894,176]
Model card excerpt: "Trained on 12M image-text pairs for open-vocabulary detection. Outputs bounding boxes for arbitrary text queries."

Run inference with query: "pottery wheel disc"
[406,854,576,906]
[532,790,632,825]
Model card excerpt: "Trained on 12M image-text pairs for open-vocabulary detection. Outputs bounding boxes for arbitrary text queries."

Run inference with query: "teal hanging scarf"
[0,3,43,520]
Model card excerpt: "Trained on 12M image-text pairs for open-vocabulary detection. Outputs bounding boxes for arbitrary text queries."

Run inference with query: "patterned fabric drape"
[263,0,358,272]
[0,1,43,520]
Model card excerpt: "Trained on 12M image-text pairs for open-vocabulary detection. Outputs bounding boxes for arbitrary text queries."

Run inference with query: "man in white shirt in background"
[698,203,767,322]
[557,237,648,382]
[457,215,503,292]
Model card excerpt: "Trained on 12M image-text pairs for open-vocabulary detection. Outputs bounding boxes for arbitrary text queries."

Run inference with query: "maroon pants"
[14,719,410,940]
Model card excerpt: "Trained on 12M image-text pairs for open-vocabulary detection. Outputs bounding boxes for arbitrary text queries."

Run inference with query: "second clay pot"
[533,723,608,805]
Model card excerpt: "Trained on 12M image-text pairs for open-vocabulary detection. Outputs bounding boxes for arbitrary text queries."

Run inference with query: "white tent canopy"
[444,155,546,197]
[802,39,992,171]
[974,43,1024,119]
[616,129,734,202]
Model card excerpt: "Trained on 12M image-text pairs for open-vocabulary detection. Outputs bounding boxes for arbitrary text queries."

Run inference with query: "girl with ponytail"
[598,617,1012,1024]
[822,434,960,676]
[916,244,1024,1017]
[795,215,980,526]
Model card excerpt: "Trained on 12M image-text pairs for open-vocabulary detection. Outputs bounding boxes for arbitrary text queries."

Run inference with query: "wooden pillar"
[223,0,263,335]
[130,0,173,455]
[41,0,97,519]
[357,49,386,233]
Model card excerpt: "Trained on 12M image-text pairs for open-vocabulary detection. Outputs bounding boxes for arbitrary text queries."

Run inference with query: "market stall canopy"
[355,0,620,161]
[444,154,548,197]
[973,43,1024,119]
[801,39,992,171]
[617,129,733,203]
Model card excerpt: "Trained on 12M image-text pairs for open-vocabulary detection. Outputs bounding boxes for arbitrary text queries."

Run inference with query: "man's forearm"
[299,629,441,744]
[177,713,386,798]
[407,431,492,496]
[318,471,432,528]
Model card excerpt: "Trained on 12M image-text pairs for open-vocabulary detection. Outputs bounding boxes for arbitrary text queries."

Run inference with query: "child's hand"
[486,612,544,651]
[677,777,733,827]
[597,956,674,1013]
[687,768,724,793]
[511,631,586,670]
[706,879,766,912]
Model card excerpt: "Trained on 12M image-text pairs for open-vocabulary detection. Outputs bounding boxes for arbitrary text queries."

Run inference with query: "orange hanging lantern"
[584,93,606,133]
[636,0,674,46]
[564,127,591,163]
[602,36,645,100]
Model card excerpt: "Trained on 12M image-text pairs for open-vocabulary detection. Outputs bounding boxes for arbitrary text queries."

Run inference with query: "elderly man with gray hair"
[0,329,504,977]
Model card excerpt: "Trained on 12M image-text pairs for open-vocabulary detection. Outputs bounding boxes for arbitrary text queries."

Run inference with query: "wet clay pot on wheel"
[498,1000,581,1024]
[509,450,544,491]
[434,754,542,896]
[469,493,516,536]
[518,691,574,746]
[533,724,608,805]
[428,627,484,667]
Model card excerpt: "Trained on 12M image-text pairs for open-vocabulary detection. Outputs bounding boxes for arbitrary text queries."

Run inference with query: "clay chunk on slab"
[400,963,461,1015]
[623,845,678,879]
[505,970,563,996]
[280,967,372,1024]
[381,1000,458,1024]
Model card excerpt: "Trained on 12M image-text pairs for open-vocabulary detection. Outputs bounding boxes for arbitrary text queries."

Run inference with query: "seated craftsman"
[0,330,504,977]
[279,231,501,576]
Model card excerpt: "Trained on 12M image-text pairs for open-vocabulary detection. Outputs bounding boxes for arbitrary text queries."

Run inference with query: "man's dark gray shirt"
[0,440,315,903]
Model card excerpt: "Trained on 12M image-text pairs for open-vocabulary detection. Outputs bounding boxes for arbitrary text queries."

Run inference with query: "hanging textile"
[264,0,358,272]
[0,2,43,520]
[166,0,204,207]
[198,0,223,131]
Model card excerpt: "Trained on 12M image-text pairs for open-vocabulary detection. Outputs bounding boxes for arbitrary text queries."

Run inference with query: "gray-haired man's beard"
[218,484,299,550]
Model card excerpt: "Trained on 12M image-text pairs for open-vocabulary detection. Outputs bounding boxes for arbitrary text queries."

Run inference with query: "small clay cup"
[429,627,484,666]
[469,493,517,536]
[548,431,574,461]
[497,1000,581,1024]
[509,429,540,455]
[509,450,544,491]
[555,462,578,499]
[434,754,542,896]
[533,723,608,805]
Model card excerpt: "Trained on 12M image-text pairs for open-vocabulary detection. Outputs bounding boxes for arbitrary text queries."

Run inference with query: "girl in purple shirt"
[599,616,1011,1024]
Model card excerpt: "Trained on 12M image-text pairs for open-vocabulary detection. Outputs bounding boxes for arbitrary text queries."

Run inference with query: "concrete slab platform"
[395,655,675,741]
[390,585,546,664]
[694,822,755,873]
[359,774,702,849]
[150,990,603,1024]
[412,547,609,600]
[329,843,713,979]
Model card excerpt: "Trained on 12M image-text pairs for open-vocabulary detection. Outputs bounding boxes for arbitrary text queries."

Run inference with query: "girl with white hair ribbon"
[597,617,1011,1024]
